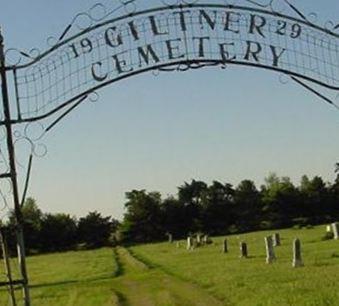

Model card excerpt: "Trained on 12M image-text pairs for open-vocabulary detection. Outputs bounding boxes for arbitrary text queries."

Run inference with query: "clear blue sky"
[0,0,338,219]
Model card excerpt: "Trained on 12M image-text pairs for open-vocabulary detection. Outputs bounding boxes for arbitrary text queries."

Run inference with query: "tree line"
[2,171,339,253]
[120,172,339,243]
[2,199,119,254]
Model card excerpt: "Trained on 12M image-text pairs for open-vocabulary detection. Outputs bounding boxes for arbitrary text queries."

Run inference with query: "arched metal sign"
[0,1,338,305]
[5,1,339,124]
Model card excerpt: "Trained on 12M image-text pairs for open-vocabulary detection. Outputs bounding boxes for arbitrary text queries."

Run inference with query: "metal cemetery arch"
[0,0,338,305]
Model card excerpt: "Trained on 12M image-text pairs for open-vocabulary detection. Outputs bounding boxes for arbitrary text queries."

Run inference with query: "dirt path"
[111,247,225,306]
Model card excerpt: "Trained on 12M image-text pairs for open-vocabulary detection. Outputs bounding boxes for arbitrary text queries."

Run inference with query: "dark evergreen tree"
[77,211,113,248]
[177,180,208,233]
[120,190,164,243]
[200,181,234,235]
[233,180,261,232]
[40,213,77,252]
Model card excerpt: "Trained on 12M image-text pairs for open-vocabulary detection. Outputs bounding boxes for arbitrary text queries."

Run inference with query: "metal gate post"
[0,29,31,306]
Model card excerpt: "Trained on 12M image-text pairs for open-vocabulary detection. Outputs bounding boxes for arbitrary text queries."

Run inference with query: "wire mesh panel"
[10,3,339,122]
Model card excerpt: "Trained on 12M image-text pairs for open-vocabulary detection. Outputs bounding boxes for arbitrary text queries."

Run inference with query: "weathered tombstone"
[265,236,276,264]
[332,223,339,240]
[222,238,228,253]
[196,234,202,245]
[187,237,193,250]
[203,235,208,244]
[168,233,173,243]
[176,242,180,248]
[203,234,213,245]
[292,238,304,268]
[240,242,248,258]
[273,233,281,246]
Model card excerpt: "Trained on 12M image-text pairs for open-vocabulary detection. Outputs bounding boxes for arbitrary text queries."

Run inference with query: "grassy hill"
[1,225,339,305]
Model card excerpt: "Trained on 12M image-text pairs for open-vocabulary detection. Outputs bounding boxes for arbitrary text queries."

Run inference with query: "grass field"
[1,225,339,305]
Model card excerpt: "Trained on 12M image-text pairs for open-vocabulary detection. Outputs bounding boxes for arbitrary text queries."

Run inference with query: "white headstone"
[332,223,339,240]
[187,237,193,250]
[203,235,208,244]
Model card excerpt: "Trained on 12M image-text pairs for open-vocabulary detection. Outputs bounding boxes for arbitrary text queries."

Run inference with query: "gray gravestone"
[292,238,304,268]
[240,242,248,258]
[273,233,281,246]
[168,233,173,243]
[203,235,208,244]
[332,223,339,240]
[222,238,228,253]
[265,236,276,264]
[187,237,193,250]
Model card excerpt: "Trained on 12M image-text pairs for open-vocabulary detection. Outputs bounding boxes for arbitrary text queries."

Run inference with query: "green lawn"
[132,226,339,306]
[0,248,119,306]
[1,225,339,305]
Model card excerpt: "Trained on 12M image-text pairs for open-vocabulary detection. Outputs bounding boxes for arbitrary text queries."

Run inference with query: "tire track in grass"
[112,290,128,306]
[112,247,225,306]
[117,247,149,273]
[113,247,124,277]
[129,247,229,305]
[114,246,156,306]
[111,248,128,306]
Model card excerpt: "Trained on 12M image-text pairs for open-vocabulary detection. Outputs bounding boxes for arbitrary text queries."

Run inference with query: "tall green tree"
[78,211,113,248]
[178,180,208,233]
[335,162,339,182]
[40,213,77,252]
[261,173,300,228]
[300,176,330,223]
[233,180,261,232]
[161,196,186,239]
[121,190,164,243]
[200,181,234,234]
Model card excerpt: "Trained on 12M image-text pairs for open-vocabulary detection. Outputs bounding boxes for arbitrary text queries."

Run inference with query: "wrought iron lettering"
[7,4,339,122]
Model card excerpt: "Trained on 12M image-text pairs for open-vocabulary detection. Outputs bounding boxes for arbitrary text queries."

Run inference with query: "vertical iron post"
[0,29,31,306]
[0,228,17,306]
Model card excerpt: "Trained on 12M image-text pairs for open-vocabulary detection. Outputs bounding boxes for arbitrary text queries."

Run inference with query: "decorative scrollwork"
[5,0,339,68]
[88,91,100,103]
[13,122,47,169]
[3,0,337,126]
[4,0,139,66]
[0,0,338,224]
[4,48,39,66]
[57,0,138,42]
[158,60,227,73]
